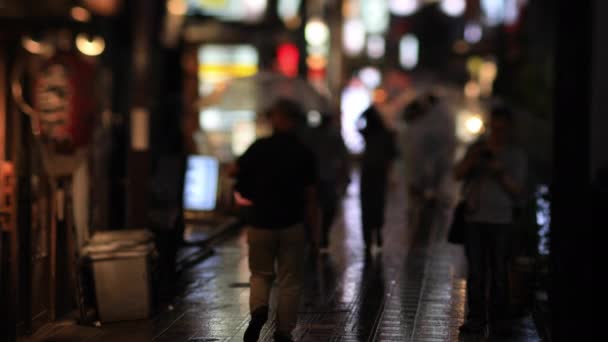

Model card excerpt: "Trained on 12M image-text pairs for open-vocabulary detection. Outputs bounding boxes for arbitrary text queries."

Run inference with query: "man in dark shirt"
[234,99,319,342]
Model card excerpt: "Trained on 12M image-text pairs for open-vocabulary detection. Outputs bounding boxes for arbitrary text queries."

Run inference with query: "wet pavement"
[24,171,541,342]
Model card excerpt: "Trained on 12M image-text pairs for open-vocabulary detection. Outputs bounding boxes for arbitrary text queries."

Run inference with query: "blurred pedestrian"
[358,105,398,253]
[297,113,350,252]
[402,93,456,231]
[454,106,527,337]
[233,99,320,342]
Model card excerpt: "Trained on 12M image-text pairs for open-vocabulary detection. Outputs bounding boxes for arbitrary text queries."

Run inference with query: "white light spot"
[361,0,389,34]
[305,18,330,47]
[399,34,419,69]
[341,83,371,153]
[389,0,418,16]
[440,0,466,17]
[200,108,222,130]
[358,67,382,89]
[464,22,483,43]
[481,0,506,26]
[366,35,385,59]
[75,34,105,56]
[343,19,366,56]
[307,110,322,127]
[465,115,484,134]
[244,0,267,21]
[278,0,301,21]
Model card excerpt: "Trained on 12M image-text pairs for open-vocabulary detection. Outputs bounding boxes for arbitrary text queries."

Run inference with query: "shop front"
[178,0,305,234]
[0,1,117,335]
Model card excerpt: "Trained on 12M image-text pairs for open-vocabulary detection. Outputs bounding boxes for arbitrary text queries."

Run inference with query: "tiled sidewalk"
[25,175,540,342]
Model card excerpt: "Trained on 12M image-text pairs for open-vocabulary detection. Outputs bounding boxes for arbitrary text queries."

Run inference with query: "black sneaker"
[376,230,383,247]
[490,321,513,337]
[273,331,294,342]
[244,307,268,342]
[459,320,486,334]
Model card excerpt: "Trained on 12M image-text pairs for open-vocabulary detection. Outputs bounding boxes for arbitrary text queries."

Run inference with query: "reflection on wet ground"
[27,171,540,342]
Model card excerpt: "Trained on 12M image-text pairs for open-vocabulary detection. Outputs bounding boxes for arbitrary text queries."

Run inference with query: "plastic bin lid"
[86,242,157,261]
[83,229,155,256]
[89,229,154,245]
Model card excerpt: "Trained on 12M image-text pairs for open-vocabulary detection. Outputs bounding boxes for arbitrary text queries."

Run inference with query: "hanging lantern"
[32,53,97,150]
[83,0,123,16]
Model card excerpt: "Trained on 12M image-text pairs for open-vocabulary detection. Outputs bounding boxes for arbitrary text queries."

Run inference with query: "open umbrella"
[198,71,331,114]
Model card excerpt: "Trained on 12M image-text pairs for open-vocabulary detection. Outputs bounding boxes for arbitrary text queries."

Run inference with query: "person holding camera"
[454,106,527,337]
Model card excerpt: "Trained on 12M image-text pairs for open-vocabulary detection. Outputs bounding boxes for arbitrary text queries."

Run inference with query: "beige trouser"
[247,224,305,335]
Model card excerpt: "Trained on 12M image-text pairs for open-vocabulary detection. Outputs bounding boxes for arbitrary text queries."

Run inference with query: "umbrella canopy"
[198,71,330,114]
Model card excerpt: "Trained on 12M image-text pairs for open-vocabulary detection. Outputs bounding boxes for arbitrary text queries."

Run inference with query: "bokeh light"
[389,0,418,16]
[305,18,330,47]
[366,35,385,59]
[439,0,466,17]
[361,0,389,34]
[75,34,106,56]
[343,19,366,56]
[464,22,483,43]
[399,34,419,69]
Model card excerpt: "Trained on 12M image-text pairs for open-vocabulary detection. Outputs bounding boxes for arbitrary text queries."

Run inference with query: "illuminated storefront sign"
[276,43,299,77]
[197,44,259,159]
[198,44,258,95]
[187,0,267,22]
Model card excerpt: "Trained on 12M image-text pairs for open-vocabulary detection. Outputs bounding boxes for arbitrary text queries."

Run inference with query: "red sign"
[276,43,299,78]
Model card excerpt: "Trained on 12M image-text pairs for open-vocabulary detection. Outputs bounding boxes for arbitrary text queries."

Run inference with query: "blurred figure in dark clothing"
[297,113,350,252]
[454,106,526,337]
[233,99,320,342]
[358,106,398,253]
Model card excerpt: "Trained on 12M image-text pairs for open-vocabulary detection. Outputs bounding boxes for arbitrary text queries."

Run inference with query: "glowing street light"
[465,115,484,134]
[75,34,106,56]
[71,6,92,22]
[21,36,54,56]
[305,18,329,47]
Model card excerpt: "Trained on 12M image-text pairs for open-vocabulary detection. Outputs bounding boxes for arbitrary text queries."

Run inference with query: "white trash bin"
[84,230,157,322]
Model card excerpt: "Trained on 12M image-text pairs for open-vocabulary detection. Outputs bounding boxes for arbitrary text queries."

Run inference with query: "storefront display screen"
[183,155,219,211]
